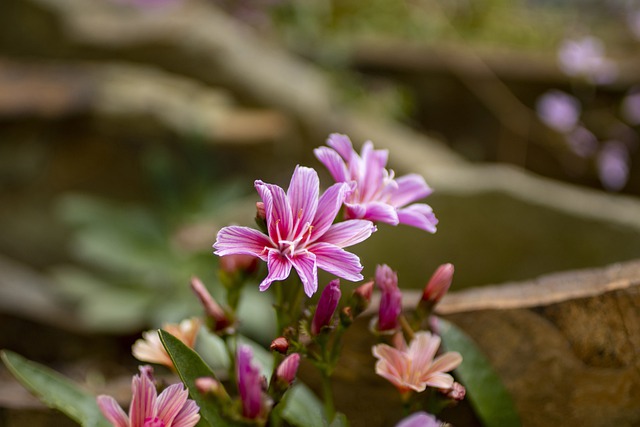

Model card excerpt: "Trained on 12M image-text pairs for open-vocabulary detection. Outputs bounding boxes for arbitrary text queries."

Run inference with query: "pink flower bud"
[441,382,466,401]
[190,277,230,331]
[276,353,300,386]
[195,376,222,394]
[270,337,289,354]
[236,345,264,419]
[375,264,397,292]
[311,279,341,335]
[349,280,374,318]
[355,280,374,301]
[255,202,266,220]
[219,254,258,275]
[375,265,402,332]
[422,263,454,305]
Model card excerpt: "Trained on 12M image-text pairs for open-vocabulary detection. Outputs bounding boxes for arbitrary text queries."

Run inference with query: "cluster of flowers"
[536,35,638,192]
[98,134,462,427]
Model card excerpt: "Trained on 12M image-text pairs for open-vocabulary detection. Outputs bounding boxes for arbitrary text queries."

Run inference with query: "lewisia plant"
[214,165,375,297]
[314,133,438,232]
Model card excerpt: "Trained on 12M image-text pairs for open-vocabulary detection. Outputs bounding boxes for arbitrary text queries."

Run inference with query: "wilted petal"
[311,242,363,282]
[327,133,355,160]
[389,174,432,207]
[156,384,189,426]
[314,146,349,183]
[320,220,376,248]
[172,399,201,427]
[97,396,129,427]
[213,226,271,260]
[259,251,292,291]
[288,166,319,234]
[291,251,318,297]
[311,182,350,238]
[396,204,438,233]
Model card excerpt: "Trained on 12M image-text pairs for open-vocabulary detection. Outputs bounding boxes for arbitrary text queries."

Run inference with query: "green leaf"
[438,318,521,427]
[159,330,244,427]
[330,412,350,427]
[0,350,109,427]
[280,383,328,427]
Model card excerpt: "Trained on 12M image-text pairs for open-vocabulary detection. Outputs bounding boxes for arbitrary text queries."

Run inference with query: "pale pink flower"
[132,318,200,368]
[373,331,462,393]
[395,411,440,427]
[97,366,200,427]
[314,134,438,232]
[214,166,376,297]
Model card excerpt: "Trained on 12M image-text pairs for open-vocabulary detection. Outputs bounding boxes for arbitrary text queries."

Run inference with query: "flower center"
[143,417,166,427]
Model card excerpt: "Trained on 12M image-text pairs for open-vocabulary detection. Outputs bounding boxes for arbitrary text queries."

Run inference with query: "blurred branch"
[3,0,640,234]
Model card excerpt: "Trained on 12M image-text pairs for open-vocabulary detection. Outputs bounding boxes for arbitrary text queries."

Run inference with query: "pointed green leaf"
[1,350,110,427]
[280,383,328,427]
[159,330,244,427]
[438,318,521,427]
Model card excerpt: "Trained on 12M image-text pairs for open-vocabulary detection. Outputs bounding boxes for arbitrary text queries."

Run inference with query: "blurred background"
[1,0,640,425]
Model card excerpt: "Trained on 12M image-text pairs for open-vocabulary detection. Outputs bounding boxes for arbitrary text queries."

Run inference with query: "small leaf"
[330,412,350,427]
[1,350,109,427]
[438,318,521,427]
[159,330,244,427]
[280,383,328,427]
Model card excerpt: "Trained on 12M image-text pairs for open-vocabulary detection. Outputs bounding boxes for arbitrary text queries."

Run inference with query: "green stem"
[321,371,335,422]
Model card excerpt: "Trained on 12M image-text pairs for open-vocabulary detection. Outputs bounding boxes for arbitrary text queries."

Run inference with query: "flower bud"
[311,279,341,335]
[339,306,353,328]
[276,353,300,386]
[190,277,231,333]
[270,337,289,354]
[441,382,466,401]
[236,345,264,420]
[219,254,259,276]
[421,263,454,305]
[375,265,402,332]
[350,280,374,317]
[378,285,402,331]
[255,202,267,232]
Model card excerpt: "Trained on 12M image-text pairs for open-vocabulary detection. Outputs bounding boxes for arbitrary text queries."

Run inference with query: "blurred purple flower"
[314,134,438,232]
[566,126,598,158]
[236,345,264,420]
[557,36,618,84]
[597,141,630,191]
[214,166,375,297]
[536,90,581,133]
[622,90,640,126]
[395,411,440,427]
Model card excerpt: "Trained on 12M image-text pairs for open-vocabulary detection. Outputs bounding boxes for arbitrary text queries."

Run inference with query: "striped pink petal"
[259,251,292,291]
[290,251,318,297]
[396,204,438,233]
[130,367,157,427]
[213,226,271,260]
[97,395,129,427]
[155,384,189,426]
[320,220,376,248]
[171,399,200,427]
[311,242,363,282]
[313,146,349,183]
[288,166,319,235]
[388,174,432,207]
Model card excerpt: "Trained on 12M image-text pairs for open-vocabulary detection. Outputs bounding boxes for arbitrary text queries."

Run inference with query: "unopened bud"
[351,280,374,317]
[190,277,231,332]
[276,353,300,386]
[270,337,289,354]
[255,202,266,220]
[195,376,230,401]
[375,265,402,332]
[422,263,454,305]
[441,382,466,402]
[311,279,341,335]
[375,264,398,292]
[339,306,353,327]
[219,254,259,276]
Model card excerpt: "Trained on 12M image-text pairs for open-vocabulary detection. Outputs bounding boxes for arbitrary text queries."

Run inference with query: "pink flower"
[214,166,375,297]
[557,36,618,84]
[314,134,438,232]
[597,140,630,192]
[132,319,200,369]
[311,279,341,335]
[97,366,200,427]
[395,411,440,427]
[376,265,402,332]
[372,331,462,393]
[236,345,265,420]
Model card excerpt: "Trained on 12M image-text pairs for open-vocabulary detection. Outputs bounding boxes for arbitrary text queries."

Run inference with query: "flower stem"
[321,371,335,422]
